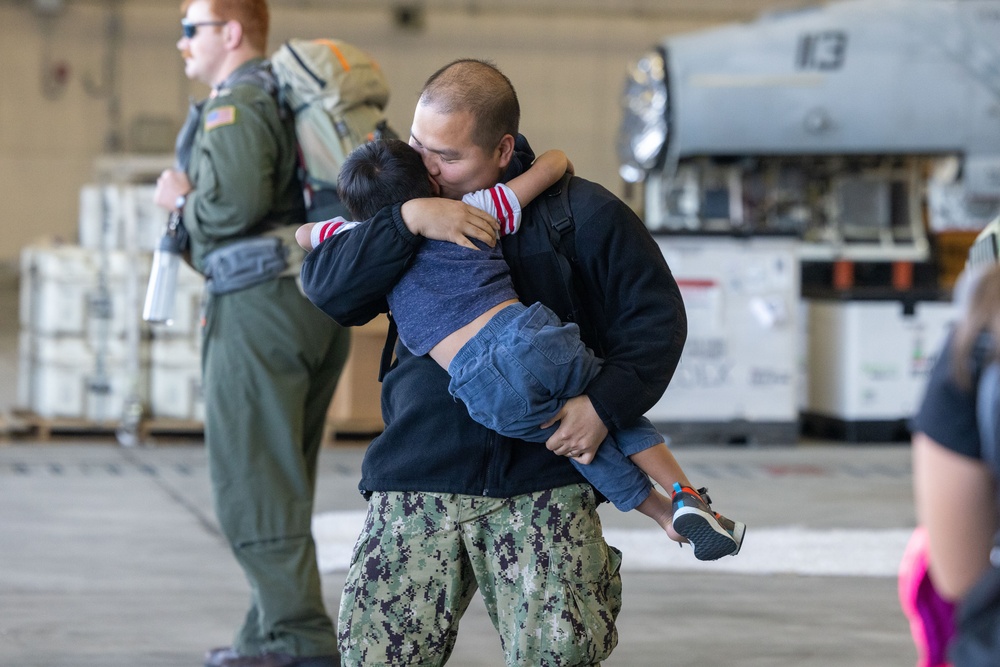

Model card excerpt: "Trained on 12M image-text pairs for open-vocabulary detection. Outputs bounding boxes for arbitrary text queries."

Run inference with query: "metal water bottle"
[143,212,184,324]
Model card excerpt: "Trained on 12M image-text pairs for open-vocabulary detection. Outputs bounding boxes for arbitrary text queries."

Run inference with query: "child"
[298,139,745,560]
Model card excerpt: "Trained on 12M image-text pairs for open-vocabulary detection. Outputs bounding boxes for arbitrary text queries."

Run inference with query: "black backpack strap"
[544,172,577,263]
[535,173,601,353]
[537,172,577,308]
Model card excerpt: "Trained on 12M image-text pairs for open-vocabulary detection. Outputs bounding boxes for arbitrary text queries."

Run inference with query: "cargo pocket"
[537,538,624,665]
[450,362,527,432]
[337,529,371,658]
[517,303,582,366]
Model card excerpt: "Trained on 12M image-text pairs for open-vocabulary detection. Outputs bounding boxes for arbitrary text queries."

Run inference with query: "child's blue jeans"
[448,301,660,511]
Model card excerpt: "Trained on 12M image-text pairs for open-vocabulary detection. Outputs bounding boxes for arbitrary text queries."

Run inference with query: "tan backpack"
[270,38,397,221]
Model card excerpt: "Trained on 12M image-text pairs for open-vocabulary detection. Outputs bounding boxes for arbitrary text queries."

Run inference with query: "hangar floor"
[0,442,921,667]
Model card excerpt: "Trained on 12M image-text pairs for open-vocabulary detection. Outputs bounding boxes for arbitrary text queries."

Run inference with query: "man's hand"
[401,198,499,250]
[542,395,608,465]
[154,169,192,212]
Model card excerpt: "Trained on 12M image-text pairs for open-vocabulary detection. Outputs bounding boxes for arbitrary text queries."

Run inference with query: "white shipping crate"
[18,332,140,422]
[648,236,800,425]
[149,336,204,421]
[79,183,166,252]
[804,298,956,421]
[19,243,150,340]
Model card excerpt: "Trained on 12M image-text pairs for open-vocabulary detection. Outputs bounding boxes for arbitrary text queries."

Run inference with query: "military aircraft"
[617,0,1000,260]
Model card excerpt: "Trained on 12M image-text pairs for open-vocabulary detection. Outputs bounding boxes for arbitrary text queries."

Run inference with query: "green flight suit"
[183,58,350,658]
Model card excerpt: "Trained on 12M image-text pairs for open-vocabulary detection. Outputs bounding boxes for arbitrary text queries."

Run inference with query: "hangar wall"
[0,0,790,263]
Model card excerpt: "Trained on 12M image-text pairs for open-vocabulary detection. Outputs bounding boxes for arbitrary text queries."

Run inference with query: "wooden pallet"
[135,418,205,442]
[3,410,204,444]
[324,417,382,445]
[4,410,116,441]
[3,409,378,446]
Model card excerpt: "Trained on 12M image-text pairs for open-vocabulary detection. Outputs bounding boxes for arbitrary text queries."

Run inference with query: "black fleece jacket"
[300,136,687,499]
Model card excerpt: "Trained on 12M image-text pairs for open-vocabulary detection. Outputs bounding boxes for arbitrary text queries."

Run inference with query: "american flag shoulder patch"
[205,106,236,131]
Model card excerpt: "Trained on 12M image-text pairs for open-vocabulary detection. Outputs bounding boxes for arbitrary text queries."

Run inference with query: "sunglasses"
[181,19,227,39]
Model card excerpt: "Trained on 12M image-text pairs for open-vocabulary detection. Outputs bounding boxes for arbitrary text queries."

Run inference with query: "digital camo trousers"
[338,483,623,666]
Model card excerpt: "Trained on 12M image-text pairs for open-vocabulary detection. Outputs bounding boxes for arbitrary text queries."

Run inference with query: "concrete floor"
[0,263,921,666]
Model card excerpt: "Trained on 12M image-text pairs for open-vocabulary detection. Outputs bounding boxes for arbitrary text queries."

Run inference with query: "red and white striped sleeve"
[462,183,522,237]
[310,216,362,249]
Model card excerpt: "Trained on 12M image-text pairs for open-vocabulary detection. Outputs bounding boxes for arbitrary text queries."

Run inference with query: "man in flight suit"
[153,1,349,665]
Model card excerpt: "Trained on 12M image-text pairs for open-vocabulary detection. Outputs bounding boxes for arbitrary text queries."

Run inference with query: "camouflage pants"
[338,483,623,666]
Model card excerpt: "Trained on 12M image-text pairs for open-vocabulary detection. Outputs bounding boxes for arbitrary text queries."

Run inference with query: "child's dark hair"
[337,139,434,220]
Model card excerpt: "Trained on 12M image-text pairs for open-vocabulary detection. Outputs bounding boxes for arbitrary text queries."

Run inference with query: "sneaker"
[670,483,745,561]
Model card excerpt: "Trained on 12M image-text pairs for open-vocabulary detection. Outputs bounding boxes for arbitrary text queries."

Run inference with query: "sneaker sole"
[673,507,745,561]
